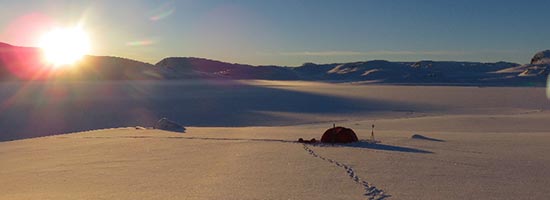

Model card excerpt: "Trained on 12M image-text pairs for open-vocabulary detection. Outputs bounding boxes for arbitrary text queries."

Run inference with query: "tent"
[321,126,358,143]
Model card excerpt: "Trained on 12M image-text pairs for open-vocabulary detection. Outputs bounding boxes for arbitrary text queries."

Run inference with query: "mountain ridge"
[1,42,548,86]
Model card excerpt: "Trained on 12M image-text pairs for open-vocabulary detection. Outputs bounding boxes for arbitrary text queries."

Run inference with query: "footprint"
[302,144,391,199]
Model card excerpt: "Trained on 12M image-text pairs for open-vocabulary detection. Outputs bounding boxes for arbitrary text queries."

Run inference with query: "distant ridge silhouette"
[1,42,548,86]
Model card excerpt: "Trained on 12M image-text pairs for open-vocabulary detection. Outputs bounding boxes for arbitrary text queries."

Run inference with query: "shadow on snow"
[0,80,433,141]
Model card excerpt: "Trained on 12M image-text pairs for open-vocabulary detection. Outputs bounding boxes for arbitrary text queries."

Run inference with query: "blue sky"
[1,0,549,66]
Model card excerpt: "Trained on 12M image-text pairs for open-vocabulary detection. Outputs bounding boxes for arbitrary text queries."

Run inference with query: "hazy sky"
[1,0,549,66]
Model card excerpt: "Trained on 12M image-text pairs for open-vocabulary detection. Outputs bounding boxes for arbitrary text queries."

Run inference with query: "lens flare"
[2,13,55,47]
[150,1,175,21]
[126,40,154,46]
[150,9,175,21]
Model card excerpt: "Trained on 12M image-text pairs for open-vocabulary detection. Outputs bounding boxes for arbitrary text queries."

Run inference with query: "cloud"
[278,50,470,57]
[279,51,366,56]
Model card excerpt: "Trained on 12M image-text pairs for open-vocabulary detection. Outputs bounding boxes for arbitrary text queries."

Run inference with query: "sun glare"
[39,27,91,67]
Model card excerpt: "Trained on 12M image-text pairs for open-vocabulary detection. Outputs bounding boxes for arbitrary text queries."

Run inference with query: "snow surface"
[2,80,550,199]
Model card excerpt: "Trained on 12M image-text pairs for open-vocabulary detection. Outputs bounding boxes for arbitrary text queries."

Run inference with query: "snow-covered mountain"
[531,50,550,65]
[1,42,548,86]
[290,60,530,85]
[155,57,298,80]
[152,52,550,86]
[495,50,550,79]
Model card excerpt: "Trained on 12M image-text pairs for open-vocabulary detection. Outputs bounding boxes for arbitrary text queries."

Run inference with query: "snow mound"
[411,134,445,142]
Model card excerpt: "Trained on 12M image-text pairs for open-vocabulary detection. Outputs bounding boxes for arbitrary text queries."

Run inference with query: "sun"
[39,27,91,67]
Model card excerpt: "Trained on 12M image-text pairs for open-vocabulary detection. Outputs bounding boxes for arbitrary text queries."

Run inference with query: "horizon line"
[0,41,535,67]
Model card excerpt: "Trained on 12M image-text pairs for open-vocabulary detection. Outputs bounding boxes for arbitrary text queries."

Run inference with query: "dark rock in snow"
[154,118,186,133]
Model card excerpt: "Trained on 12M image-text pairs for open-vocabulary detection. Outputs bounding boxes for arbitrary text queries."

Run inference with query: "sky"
[1,0,550,66]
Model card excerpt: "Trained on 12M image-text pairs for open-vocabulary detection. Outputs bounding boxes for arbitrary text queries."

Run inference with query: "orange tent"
[321,126,359,143]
